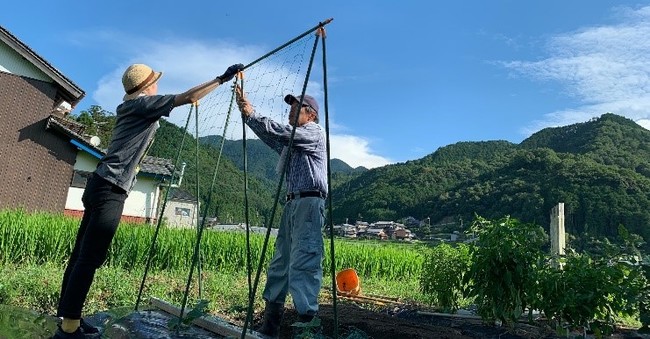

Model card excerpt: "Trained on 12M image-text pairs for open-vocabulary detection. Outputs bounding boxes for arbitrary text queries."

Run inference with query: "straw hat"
[121,64,163,101]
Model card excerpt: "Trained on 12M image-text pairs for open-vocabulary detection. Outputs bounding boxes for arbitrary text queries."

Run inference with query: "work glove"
[217,63,244,83]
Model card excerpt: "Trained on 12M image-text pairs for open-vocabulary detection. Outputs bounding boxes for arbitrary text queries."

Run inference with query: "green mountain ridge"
[72,107,650,243]
[146,120,274,226]
[333,113,650,242]
[198,135,368,186]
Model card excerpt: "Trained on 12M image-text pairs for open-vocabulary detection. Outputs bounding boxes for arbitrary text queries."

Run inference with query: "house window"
[175,207,191,217]
[71,170,93,188]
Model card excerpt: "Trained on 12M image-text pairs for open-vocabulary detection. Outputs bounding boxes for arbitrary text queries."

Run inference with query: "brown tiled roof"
[168,188,197,202]
[46,115,94,149]
[140,156,174,177]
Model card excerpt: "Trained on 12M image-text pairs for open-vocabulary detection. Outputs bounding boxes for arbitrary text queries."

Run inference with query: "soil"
[252,301,649,339]
[260,302,551,339]
[72,298,649,338]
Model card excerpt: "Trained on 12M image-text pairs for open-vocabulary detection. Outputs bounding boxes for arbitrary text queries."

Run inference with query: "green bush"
[419,243,471,312]
[464,215,547,324]
[536,228,647,334]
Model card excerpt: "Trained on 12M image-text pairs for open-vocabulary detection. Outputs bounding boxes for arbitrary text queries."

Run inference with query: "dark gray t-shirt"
[95,94,176,193]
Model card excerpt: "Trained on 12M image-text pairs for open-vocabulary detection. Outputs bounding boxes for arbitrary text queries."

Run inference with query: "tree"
[74,105,116,149]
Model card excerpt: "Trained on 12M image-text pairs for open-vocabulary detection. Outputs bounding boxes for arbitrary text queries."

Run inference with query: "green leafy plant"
[536,225,647,335]
[639,253,650,332]
[463,215,546,324]
[292,317,323,339]
[420,243,471,312]
[168,299,209,331]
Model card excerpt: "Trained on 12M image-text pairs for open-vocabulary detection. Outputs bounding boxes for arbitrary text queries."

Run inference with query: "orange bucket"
[336,268,361,295]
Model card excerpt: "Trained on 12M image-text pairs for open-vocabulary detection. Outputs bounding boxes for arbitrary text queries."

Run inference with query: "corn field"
[0,210,423,280]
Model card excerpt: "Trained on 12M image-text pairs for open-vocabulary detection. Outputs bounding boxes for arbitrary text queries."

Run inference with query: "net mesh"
[129,33,320,223]
[192,32,317,142]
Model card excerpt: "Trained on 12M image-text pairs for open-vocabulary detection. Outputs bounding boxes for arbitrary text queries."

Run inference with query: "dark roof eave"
[46,115,175,177]
[0,25,85,105]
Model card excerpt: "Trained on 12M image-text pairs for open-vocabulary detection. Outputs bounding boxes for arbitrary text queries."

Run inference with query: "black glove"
[217,63,244,83]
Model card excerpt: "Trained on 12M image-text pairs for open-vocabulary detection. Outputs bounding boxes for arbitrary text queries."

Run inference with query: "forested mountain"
[71,107,650,243]
[332,113,650,243]
[331,140,518,224]
[198,135,367,187]
[520,113,650,175]
[147,121,274,226]
[199,136,280,188]
[330,159,368,174]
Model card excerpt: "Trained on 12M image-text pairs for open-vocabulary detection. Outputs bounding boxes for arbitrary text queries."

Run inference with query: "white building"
[162,188,198,228]
[47,115,174,224]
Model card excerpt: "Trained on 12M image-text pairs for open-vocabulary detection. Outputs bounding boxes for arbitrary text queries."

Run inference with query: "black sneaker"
[298,314,314,323]
[51,325,86,339]
[79,318,99,334]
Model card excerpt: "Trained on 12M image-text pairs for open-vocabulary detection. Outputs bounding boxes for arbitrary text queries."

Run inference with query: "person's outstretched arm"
[174,63,244,107]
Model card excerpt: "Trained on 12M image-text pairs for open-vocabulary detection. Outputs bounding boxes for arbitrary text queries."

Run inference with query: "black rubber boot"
[256,301,284,338]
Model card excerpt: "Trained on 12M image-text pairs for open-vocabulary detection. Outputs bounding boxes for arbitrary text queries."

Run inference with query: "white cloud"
[89,32,390,169]
[92,33,323,138]
[501,5,650,134]
[329,134,391,169]
[637,118,650,130]
[93,37,266,136]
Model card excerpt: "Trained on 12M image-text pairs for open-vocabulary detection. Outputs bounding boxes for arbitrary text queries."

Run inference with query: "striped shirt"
[245,114,327,197]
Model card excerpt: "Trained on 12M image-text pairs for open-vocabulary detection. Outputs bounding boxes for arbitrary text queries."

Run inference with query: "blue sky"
[3,1,650,169]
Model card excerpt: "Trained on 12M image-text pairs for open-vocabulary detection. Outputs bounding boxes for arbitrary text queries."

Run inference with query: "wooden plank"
[416,311,483,320]
[338,295,387,306]
[336,292,401,305]
[324,286,403,304]
[149,297,264,339]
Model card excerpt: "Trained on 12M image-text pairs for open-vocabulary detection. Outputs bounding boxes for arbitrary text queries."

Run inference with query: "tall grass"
[327,240,423,279]
[0,210,423,280]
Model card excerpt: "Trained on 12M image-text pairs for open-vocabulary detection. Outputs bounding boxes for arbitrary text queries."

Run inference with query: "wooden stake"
[149,297,264,339]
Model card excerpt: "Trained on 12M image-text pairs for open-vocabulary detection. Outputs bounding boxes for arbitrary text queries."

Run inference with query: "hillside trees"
[147,120,275,226]
[332,114,650,248]
[70,108,650,246]
[74,105,115,149]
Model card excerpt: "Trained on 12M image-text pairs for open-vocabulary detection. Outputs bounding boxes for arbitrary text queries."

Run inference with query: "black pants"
[57,173,127,319]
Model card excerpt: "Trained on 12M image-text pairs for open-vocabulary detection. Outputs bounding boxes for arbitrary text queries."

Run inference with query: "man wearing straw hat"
[236,85,327,338]
[53,62,243,338]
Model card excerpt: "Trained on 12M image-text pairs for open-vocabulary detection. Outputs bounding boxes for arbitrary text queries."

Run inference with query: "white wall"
[0,42,50,81]
[64,152,96,211]
[65,151,163,222]
[122,177,160,220]
[74,152,98,171]
[163,200,197,228]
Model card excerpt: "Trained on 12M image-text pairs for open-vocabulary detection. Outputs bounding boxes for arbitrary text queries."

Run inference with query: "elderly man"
[236,86,327,338]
